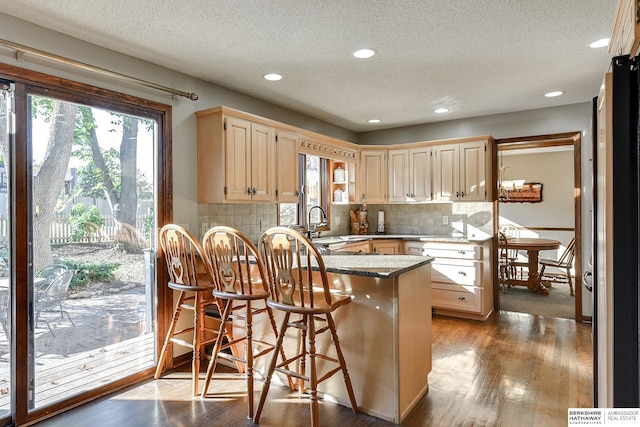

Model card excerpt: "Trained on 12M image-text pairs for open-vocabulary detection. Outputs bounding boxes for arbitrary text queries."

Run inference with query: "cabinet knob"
[373,247,378,253]
[458,250,466,254]
[458,296,466,301]
[247,187,252,195]
[252,188,257,195]
[458,271,467,276]
[460,191,465,197]
[456,191,460,198]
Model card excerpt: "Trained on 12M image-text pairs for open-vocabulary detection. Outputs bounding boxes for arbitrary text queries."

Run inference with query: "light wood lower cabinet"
[372,239,401,254]
[335,241,370,253]
[404,240,494,320]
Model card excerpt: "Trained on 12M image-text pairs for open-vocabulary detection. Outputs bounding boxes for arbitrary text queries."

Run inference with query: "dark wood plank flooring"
[33,311,593,427]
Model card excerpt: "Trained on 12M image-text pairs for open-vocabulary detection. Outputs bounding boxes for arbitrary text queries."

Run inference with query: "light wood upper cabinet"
[196,110,276,203]
[609,0,640,56]
[410,147,432,201]
[459,141,486,201]
[388,147,433,203]
[433,138,490,202]
[388,149,410,202]
[276,130,299,203]
[358,148,388,203]
[433,144,459,201]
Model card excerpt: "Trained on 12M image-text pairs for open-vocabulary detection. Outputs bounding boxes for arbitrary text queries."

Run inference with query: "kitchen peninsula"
[305,254,433,423]
[314,234,495,321]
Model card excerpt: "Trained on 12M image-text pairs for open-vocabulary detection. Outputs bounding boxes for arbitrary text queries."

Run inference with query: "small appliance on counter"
[376,210,385,234]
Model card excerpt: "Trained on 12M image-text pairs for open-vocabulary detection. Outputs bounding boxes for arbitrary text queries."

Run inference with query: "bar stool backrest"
[159,224,212,290]
[258,226,331,308]
[202,226,269,296]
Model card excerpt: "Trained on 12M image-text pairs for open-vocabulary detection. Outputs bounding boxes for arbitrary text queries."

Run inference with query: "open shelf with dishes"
[330,160,355,204]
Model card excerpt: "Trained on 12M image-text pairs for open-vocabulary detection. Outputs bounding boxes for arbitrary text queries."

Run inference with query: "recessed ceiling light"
[263,73,283,81]
[367,119,381,124]
[544,91,564,98]
[353,49,376,59]
[434,108,449,114]
[589,38,610,49]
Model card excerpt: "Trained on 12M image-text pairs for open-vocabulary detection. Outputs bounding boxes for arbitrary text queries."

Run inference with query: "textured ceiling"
[1,0,617,132]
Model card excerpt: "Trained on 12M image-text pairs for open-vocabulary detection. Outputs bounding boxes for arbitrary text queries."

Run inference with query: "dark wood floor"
[34,311,593,427]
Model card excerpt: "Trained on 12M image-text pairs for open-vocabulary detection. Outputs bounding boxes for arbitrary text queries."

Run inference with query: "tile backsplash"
[199,202,493,243]
[327,202,493,239]
[199,203,279,243]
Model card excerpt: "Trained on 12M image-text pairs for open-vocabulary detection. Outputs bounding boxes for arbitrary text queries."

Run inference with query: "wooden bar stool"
[200,226,293,419]
[254,227,358,427]
[154,224,224,396]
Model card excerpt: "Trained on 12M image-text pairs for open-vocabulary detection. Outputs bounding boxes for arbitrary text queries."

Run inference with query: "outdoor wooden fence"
[0,216,147,245]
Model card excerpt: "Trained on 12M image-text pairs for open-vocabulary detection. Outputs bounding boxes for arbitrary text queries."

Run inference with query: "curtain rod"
[0,38,199,101]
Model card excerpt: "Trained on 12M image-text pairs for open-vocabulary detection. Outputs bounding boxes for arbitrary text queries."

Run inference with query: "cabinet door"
[358,149,387,203]
[388,149,410,202]
[339,241,370,253]
[433,144,459,201]
[276,130,299,203]
[459,140,486,201]
[372,240,401,254]
[225,116,253,201]
[410,147,432,202]
[250,123,276,202]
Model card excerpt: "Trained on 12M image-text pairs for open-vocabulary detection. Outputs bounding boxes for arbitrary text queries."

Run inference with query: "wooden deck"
[0,333,154,410]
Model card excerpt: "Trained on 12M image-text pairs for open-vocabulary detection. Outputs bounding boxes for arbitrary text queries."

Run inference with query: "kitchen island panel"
[312,262,432,423]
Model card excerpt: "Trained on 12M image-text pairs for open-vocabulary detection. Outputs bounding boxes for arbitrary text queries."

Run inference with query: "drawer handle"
[458,271,467,276]
[458,250,466,254]
[458,296,466,301]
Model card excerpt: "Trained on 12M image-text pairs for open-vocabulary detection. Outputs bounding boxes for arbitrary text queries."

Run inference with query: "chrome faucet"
[307,205,327,239]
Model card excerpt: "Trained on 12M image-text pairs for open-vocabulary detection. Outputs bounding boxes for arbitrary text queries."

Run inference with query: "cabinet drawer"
[431,261,481,286]
[431,286,482,313]
[404,242,482,260]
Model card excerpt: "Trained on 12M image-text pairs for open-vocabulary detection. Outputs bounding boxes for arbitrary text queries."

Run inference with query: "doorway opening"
[495,132,583,322]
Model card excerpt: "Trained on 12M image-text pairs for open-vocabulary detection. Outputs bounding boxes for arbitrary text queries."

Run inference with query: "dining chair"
[34,269,75,336]
[155,224,225,396]
[254,227,358,427]
[539,237,576,296]
[499,224,525,279]
[200,226,293,419]
[498,232,512,293]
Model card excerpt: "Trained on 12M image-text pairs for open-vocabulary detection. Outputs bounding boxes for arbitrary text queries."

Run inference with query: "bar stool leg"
[253,312,290,423]
[154,291,186,380]
[326,313,358,412]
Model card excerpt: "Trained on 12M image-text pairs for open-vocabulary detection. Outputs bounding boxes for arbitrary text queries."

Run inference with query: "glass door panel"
[28,95,157,409]
[0,82,13,417]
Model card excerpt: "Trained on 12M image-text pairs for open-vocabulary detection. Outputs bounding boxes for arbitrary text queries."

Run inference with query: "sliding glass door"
[28,94,158,409]
[0,62,172,425]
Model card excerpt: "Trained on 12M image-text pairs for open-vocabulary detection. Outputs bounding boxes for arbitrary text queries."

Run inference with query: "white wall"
[498,149,575,249]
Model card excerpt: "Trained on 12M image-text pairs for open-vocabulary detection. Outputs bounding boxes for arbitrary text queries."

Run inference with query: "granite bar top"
[312,234,491,247]
[316,254,434,278]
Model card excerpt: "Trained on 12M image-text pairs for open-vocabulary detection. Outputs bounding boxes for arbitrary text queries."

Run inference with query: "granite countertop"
[314,254,434,278]
[312,234,490,247]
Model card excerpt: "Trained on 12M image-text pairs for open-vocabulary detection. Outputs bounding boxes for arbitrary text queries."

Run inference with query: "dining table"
[499,237,561,295]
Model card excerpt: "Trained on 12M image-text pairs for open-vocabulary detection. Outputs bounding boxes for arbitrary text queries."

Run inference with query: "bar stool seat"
[254,227,358,427]
[154,224,225,396]
[200,226,293,419]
